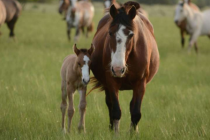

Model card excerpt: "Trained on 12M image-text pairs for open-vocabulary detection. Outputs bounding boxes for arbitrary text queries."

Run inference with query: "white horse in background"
[66,0,94,41]
[174,1,210,53]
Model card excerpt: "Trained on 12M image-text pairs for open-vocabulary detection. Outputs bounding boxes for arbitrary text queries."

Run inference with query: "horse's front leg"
[67,22,71,41]
[130,78,146,133]
[60,80,67,133]
[74,26,80,42]
[78,87,87,133]
[105,89,121,133]
[67,85,75,133]
[180,29,185,48]
[188,31,199,53]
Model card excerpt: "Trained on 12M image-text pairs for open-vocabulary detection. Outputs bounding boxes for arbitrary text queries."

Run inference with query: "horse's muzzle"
[111,66,126,77]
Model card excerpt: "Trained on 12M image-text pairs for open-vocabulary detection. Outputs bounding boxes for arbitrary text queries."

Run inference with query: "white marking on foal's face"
[105,0,111,8]
[111,25,133,69]
[81,55,90,85]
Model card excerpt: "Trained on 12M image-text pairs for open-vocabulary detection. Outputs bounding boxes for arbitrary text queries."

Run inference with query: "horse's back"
[189,3,200,12]
[0,0,6,25]
[2,0,22,22]
[201,10,210,35]
[61,54,77,81]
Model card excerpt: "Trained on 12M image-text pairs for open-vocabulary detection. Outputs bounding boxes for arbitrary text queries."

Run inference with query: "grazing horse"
[174,1,210,53]
[174,0,200,48]
[0,0,6,36]
[90,1,159,133]
[60,44,94,133]
[66,0,94,41]
[0,0,21,38]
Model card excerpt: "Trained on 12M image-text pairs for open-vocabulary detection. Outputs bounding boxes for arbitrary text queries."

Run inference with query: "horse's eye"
[78,63,81,66]
[129,33,134,38]
[109,31,112,36]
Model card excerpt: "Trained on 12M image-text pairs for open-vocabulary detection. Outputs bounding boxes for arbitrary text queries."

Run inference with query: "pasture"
[0,2,210,140]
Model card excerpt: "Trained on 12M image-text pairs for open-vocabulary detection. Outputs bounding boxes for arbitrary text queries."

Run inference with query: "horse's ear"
[110,4,118,19]
[88,44,95,56]
[73,44,80,56]
[128,5,136,20]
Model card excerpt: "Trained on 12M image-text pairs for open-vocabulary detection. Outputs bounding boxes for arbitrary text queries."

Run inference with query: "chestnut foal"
[60,44,94,133]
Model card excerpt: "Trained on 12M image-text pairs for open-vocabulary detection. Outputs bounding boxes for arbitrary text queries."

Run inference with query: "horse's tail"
[87,22,94,32]
[86,77,104,96]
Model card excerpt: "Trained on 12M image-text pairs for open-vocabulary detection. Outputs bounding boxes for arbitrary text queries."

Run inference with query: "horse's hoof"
[78,126,86,133]
[62,128,66,134]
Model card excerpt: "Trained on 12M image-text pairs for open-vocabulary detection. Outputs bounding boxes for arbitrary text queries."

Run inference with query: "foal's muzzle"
[82,78,90,85]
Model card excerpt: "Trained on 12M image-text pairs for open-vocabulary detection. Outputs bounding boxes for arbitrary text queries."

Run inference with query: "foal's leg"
[130,79,146,133]
[67,85,75,133]
[105,89,121,133]
[180,29,185,48]
[78,87,87,133]
[60,80,67,133]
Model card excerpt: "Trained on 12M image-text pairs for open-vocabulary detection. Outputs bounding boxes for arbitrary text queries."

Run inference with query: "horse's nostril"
[175,20,178,24]
[112,67,116,75]
[121,68,125,73]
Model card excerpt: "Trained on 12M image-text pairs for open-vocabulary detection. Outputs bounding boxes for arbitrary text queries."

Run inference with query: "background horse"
[174,0,200,48]
[90,1,159,133]
[174,1,210,53]
[1,0,21,39]
[0,0,6,36]
[58,0,70,20]
[60,44,94,133]
[66,0,94,41]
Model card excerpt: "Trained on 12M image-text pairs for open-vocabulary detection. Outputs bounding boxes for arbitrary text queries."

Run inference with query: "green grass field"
[0,2,210,140]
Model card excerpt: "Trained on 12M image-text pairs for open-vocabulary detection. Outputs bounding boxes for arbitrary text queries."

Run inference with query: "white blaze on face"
[105,0,111,8]
[81,55,90,83]
[174,4,185,23]
[111,25,132,69]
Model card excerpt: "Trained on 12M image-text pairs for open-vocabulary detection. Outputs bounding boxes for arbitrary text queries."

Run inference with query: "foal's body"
[66,0,94,41]
[60,44,94,133]
[0,0,21,38]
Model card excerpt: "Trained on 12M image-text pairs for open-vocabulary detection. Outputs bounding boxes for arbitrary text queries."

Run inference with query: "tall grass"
[0,2,210,140]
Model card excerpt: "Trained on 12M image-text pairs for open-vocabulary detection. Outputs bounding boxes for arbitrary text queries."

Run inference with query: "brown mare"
[0,0,21,38]
[174,0,200,47]
[90,1,159,133]
[60,44,94,133]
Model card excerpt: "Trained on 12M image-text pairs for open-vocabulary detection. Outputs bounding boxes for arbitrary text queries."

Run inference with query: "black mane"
[110,7,134,30]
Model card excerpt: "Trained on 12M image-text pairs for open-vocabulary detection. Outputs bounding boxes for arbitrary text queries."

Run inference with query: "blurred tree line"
[18,0,210,7]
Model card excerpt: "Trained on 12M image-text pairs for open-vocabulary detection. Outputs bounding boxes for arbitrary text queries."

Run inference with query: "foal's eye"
[78,63,81,66]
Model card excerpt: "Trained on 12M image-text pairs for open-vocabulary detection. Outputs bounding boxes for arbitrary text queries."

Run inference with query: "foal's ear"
[73,44,80,56]
[88,44,95,56]
[128,5,136,20]
[110,4,118,19]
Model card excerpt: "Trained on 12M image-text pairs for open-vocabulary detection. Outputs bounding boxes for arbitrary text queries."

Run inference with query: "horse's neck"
[185,6,199,30]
